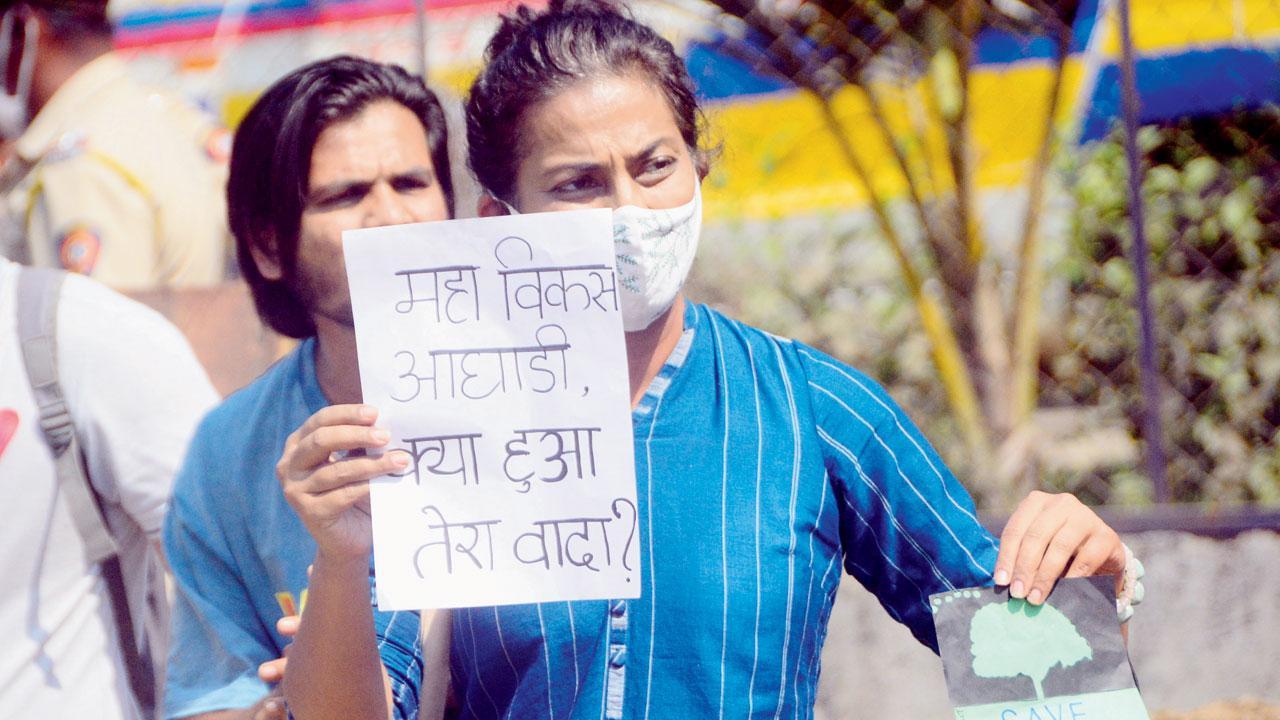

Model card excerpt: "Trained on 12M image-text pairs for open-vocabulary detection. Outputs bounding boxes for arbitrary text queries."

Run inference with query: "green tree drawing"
[970,598,1093,700]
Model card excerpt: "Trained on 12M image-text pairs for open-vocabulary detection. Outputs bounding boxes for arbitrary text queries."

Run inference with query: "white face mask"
[497,181,702,332]
[0,10,38,140]
[611,182,702,331]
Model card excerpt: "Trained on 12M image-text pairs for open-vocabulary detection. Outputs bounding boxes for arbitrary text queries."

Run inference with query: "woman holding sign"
[279,2,1143,718]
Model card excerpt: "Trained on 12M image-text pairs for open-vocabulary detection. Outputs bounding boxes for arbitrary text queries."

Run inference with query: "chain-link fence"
[682,0,1280,513]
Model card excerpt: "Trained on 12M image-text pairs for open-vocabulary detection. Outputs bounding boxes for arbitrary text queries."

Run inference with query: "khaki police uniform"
[0,52,230,290]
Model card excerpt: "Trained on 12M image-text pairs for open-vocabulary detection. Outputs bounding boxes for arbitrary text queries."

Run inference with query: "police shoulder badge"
[58,226,101,275]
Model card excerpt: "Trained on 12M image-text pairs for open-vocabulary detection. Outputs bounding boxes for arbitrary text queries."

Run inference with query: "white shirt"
[0,258,217,720]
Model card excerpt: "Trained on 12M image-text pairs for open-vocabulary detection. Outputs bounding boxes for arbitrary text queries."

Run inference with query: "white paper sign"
[344,209,641,611]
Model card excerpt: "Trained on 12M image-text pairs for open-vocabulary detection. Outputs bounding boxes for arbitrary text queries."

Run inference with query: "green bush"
[1048,111,1280,506]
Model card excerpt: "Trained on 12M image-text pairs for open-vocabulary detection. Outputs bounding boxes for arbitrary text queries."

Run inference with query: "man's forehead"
[307,105,434,185]
[314,101,427,143]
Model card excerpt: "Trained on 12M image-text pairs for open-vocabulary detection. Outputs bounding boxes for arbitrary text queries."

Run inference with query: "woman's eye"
[639,156,676,179]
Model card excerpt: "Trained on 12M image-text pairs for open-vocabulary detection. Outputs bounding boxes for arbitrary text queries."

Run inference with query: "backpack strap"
[16,266,161,719]
[16,266,118,565]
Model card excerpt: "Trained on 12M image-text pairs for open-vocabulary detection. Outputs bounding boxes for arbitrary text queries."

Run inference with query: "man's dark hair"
[229,55,455,339]
[466,0,712,204]
[3,0,112,40]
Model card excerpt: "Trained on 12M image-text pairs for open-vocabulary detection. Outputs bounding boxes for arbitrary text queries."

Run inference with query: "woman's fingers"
[1010,495,1081,602]
[997,491,1126,605]
[994,490,1050,587]
[1024,516,1089,605]
[1065,532,1122,579]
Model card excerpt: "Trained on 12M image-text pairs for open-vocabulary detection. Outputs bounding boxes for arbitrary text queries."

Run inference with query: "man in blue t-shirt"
[162,56,456,720]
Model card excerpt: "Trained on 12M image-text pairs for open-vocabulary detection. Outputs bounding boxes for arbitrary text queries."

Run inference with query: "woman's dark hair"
[229,55,454,338]
[466,0,711,203]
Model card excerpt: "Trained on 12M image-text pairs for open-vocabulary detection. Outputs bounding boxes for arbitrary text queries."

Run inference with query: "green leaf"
[1219,188,1256,235]
[1182,156,1219,193]
[1101,258,1135,295]
[1144,165,1180,195]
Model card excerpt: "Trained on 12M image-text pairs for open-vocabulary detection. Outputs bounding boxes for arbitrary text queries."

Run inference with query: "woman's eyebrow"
[542,160,606,176]
[629,138,676,161]
[542,139,680,175]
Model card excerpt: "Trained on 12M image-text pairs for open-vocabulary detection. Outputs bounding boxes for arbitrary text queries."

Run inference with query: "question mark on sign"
[611,497,638,581]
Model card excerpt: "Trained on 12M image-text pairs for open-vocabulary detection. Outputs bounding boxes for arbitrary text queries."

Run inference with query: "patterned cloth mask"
[497,181,703,332]
[611,181,702,331]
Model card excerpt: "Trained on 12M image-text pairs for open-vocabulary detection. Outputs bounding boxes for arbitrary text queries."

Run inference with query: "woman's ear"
[248,235,284,281]
[477,193,512,218]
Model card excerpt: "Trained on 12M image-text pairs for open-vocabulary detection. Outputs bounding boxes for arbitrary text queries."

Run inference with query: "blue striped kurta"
[384,301,998,719]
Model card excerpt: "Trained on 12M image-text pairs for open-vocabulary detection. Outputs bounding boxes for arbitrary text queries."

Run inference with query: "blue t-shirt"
[163,338,421,719]
[393,303,998,719]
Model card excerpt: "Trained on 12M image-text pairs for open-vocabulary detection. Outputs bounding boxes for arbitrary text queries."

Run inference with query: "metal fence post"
[1117,0,1171,503]
[414,0,428,79]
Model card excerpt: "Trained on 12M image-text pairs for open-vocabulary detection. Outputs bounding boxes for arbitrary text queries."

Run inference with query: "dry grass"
[1153,699,1280,720]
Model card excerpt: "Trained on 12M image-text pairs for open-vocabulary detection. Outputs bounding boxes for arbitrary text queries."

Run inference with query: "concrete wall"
[814,530,1280,718]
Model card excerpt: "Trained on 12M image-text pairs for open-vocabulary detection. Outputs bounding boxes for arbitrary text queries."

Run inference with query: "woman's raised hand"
[995,491,1126,604]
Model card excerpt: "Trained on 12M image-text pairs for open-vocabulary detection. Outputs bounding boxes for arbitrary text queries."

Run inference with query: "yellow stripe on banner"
[432,67,479,101]
[1101,0,1280,55]
[701,59,1086,221]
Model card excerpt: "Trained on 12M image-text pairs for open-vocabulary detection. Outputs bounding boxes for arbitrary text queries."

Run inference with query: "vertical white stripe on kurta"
[792,472,828,720]
[492,609,519,720]
[466,608,502,717]
[598,601,610,720]
[803,550,843,712]
[769,338,803,720]
[745,334,764,717]
[709,313,732,720]
[641,356,676,720]
[566,603,581,712]
[536,604,555,719]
